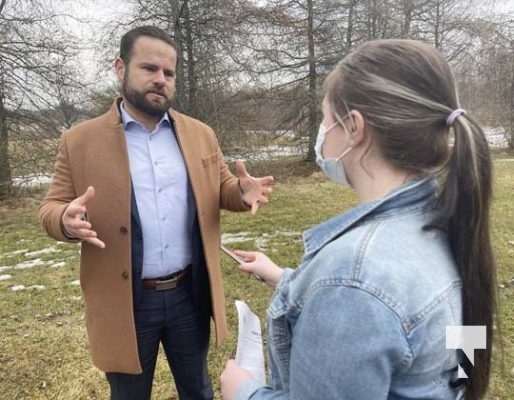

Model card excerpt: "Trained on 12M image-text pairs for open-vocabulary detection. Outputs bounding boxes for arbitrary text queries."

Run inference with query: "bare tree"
[221,0,349,161]
[99,0,251,144]
[91,0,513,165]
[0,0,82,199]
[459,15,514,149]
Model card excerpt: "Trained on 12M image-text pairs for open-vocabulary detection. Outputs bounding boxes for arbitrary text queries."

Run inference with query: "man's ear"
[348,110,366,147]
[114,58,125,81]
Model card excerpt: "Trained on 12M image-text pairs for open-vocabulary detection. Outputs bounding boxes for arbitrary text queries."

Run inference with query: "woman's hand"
[234,250,284,288]
[220,360,254,400]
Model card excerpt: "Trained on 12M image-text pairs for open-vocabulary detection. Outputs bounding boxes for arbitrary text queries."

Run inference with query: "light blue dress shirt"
[120,103,196,279]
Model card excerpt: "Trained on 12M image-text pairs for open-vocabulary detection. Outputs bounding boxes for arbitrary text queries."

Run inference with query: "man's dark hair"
[119,26,177,63]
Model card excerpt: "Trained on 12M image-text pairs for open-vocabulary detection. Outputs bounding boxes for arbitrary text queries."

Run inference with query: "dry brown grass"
[1,157,513,399]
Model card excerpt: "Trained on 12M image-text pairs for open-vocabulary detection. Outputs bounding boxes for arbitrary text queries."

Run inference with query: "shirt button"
[119,226,128,234]
[121,270,129,280]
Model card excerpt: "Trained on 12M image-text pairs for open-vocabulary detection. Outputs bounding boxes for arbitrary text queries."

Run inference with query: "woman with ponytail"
[221,39,496,400]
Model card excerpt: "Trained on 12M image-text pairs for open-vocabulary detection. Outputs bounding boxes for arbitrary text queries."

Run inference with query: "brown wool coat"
[39,98,248,373]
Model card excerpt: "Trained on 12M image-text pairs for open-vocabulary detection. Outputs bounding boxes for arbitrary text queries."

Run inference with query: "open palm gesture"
[235,160,274,216]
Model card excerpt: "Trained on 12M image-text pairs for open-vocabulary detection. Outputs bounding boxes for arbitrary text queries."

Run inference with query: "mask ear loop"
[335,145,353,161]
[334,99,356,134]
[333,100,355,161]
[324,121,340,134]
[334,113,356,136]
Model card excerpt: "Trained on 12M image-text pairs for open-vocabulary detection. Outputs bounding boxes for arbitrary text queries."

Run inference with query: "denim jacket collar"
[303,175,437,261]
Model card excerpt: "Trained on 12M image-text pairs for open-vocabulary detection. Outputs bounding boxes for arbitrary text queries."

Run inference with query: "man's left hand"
[236,160,274,216]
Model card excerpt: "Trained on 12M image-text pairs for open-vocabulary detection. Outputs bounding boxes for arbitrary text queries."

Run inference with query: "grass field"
[0,158,513,399]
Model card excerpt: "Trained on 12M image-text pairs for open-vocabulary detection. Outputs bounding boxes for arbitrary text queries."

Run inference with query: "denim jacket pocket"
[267,294,294,389]
[267,298,291,346]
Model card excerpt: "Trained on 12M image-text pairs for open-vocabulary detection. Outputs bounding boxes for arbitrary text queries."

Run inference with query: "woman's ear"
[348,110,366,147]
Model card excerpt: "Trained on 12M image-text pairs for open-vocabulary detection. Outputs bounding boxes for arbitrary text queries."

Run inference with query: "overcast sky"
[57,0,134,86]
[59,0,513,86]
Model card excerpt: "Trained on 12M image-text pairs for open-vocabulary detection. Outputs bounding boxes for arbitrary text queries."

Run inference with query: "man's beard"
[122,80,173,117]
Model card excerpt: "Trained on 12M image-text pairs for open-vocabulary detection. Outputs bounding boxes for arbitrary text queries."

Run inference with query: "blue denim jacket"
[236,176,463,400]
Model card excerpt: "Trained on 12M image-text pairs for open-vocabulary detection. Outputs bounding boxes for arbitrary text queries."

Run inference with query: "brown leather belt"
[142,265,191,290]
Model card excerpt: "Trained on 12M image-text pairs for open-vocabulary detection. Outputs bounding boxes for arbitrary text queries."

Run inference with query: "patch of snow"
[51,262,66,268]
[10,284,46,291]
[12,174,53,188]
[485,127,509,148]
[0,274,13,281]
[27,285,46,290]
[6,249,29,256]
[13,259,49,269]
[262,231,302,238]
[221,232,253,244]
[222,230,303,251]
[25,247,59,257]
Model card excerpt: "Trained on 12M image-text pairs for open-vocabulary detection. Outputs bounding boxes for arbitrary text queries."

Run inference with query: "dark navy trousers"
[106,273,213,400]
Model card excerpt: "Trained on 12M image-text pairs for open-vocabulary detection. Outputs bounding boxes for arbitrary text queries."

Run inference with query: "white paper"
[235,300,266,384]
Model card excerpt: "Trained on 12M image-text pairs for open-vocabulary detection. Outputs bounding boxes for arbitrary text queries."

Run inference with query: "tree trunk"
[346,0,356,53]
[402,0,412,38]
[0,91,11,200]
[305,0,317,162]
[509,39,514,149]
[170,0,186,113]
[434,0,441,49]
[183,0,198,118]
[368,0,378,39]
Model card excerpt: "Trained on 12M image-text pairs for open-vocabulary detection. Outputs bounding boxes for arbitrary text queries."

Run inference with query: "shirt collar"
[119,101,170,131]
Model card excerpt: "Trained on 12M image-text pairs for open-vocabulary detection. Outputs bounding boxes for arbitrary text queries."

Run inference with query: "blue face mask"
[314,122,353,186]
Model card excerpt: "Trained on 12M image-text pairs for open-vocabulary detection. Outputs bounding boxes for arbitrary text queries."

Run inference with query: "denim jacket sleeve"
[235,380,289,400]
[238,283,412,400]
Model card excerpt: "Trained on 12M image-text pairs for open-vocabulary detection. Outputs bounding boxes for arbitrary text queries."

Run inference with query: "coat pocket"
[201,152,218,168]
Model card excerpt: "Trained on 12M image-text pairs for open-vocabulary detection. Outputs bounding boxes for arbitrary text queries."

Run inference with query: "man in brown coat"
[39,25,273,400]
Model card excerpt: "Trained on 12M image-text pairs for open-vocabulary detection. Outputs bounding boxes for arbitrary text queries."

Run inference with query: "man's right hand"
[61,186,105,249]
